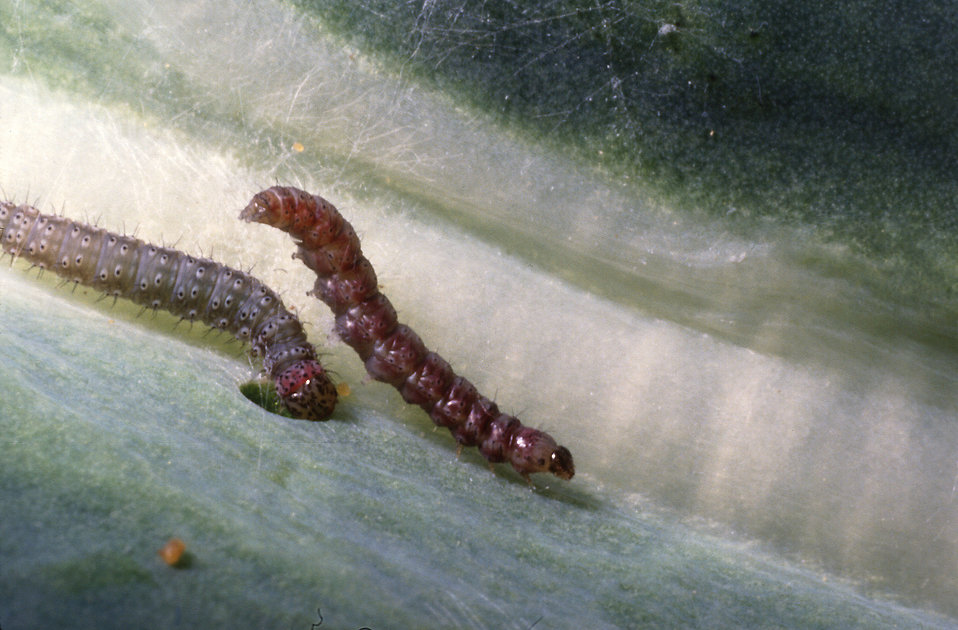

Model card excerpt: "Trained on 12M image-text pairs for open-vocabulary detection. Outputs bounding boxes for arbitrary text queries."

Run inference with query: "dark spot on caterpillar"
[1,201,337,421]
[242,187,575,482]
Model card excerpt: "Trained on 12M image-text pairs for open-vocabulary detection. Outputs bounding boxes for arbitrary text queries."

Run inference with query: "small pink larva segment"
[241,187,575,481]
[335,293,399,360]
[0,201,336,422]
[400,352,454,407]
[365,325,429,387]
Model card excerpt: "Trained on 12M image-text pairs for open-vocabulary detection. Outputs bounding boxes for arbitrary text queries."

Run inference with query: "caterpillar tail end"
[275,359,338,421]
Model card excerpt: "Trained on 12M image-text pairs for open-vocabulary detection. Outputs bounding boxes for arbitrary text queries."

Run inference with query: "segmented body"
[0,201,336,420]
[241,187,574,480]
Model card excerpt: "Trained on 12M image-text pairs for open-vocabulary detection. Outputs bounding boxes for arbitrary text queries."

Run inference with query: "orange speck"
[336,382,351,397]
[292,141,305,153]
[158,538,187,567]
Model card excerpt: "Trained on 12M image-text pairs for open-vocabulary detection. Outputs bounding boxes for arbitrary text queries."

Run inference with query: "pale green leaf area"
[1,1,957,628]
[0,271,948,629]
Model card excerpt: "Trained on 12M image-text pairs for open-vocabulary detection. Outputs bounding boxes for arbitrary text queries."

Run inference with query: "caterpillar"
[0,201,336,421]
[241,187,575,481]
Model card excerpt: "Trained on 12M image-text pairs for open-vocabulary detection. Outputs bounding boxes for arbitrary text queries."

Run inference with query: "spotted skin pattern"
[0,201,336,421]
[241,187,574,481]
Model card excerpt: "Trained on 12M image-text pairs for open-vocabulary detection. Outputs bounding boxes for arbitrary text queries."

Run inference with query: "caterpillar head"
[241,186,300,230]
[510,427,575,481]
[242,187,344,250]
[275,359,337,421]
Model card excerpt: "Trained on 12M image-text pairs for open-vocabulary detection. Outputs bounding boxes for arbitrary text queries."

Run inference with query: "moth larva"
[241,187,574,481]
[0,201,337,420]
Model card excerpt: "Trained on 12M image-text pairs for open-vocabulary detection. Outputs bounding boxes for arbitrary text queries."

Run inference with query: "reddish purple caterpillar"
[0,201,336,420]
[241,187,575,481]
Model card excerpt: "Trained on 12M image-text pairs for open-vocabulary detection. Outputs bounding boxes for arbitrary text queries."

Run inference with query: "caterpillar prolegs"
[241,187,575,481]
[0,201,336,420]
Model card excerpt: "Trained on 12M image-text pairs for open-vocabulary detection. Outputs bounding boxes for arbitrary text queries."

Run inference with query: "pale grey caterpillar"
[241,187,575,481]
[0,201,337,420]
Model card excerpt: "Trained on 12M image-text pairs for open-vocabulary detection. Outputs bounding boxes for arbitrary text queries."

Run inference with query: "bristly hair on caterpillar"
[242,186,575,482]
[0,200,337,421]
